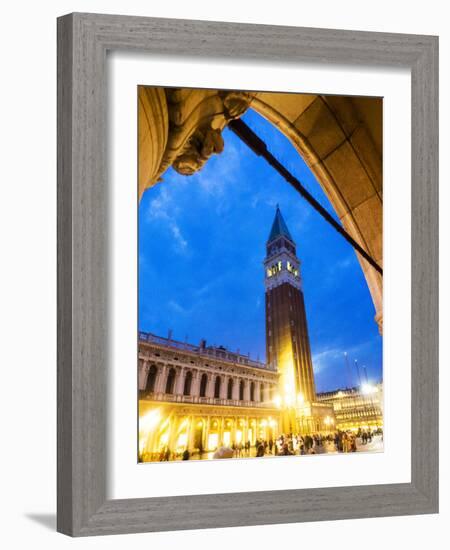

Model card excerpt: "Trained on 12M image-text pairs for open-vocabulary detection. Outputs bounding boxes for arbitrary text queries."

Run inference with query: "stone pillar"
[187,415,195,452]
[219,418,225,446]
[231,417,237,446]
[138,87,169,199]
[220,376,228,400]
[204,416,210,450]
[206,374,215,398]
[232,377,240,401]
[254,381,261,402]
[175,367,186,395]
[191,370,201,398]
[168,416,179,454]
[155,364,168,394]
[244,416,249,444]
[260,384,266,402]
[138,361,149,390]
[243,379,250,402]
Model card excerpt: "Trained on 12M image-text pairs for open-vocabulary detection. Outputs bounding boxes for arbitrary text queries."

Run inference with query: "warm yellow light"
[282,363,296,407]
[273,394,282,408]
[159,417,169,432]
[208,433,219,450]
[297,393,305,405]
[178,418,189,432]
[236,430,242,443]
[177,433,187,448]
[361,383,377,395]
[139,409,161,433]
[260,419,268,427]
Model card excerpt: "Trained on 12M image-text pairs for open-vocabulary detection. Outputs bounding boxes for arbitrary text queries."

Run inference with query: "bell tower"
[264,206,316,414]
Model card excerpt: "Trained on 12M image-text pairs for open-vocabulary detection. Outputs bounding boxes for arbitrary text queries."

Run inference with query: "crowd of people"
[227,427,382,458]
[139,427,383,462]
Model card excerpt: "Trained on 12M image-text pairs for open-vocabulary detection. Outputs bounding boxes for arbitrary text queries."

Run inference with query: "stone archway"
[138,87,382,331]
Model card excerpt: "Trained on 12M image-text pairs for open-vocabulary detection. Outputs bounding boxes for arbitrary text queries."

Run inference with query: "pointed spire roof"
[267,205,293,243]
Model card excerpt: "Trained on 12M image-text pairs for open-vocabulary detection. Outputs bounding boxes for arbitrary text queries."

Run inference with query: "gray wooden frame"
[57,12,438,537]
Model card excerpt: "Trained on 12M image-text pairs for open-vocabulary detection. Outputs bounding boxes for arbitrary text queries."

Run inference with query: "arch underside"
[138,87,383,331]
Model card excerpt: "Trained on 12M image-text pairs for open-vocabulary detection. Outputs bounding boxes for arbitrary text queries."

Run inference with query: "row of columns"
[139,361,277,403]
[140,412,280,458]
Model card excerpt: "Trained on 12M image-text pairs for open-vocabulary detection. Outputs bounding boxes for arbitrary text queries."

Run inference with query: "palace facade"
[138,207,381,461]
[316,384,384,432]
[139,332,281,461]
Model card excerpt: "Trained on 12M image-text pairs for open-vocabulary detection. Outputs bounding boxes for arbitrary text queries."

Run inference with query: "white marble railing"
[139,391,275,408]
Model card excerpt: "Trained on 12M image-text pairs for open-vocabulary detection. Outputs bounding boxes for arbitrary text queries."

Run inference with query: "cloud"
[168,299,189,315]
[169,224,187,251]
[312,347,345,374]
[145,184,189,255]
[312,340,377,375]
[194,138,243,209]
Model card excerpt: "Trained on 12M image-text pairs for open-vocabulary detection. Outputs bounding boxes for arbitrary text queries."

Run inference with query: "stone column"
[138,361,149,390]
[168,416,179,455]
[219,417,225,446]
[206,374,215,398]
[155,364,168,394]
[231,417,237,446]
[220,376,228,400]
[255,381,260,402]
[232,377,240,401]
[204,416,210,450]
[175,367,186,395]
[191,370,201,398]
[243,379,250,402]
[187,415,195,452]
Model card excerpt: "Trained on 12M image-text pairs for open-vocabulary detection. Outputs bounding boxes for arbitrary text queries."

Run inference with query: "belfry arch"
[138,87,382,331]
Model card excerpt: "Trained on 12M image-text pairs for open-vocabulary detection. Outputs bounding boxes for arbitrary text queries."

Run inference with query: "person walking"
[256,443,265,457]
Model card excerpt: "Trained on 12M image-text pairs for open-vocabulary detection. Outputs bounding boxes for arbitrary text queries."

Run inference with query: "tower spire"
[267,205,293,244]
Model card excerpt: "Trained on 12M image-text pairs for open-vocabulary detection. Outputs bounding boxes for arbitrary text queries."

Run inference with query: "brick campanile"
[264,206,316,406]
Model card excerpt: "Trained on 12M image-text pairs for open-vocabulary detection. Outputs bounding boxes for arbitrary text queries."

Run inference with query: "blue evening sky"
[138,108,382,393]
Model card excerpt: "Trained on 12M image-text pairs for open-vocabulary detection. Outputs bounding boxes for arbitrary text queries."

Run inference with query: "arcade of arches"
[138,332,334,461]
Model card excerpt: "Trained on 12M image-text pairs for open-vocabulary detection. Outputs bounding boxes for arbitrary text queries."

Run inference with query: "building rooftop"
[139,331,273,371]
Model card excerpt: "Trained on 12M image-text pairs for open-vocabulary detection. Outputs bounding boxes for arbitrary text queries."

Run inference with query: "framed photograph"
[57,13,438,536]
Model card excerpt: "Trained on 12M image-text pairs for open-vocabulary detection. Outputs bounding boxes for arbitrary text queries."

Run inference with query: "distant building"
[316,384,384,431]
